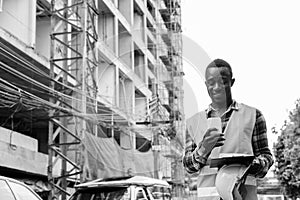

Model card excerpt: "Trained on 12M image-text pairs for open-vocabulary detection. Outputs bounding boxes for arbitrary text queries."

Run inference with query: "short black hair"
[206,59,233,78]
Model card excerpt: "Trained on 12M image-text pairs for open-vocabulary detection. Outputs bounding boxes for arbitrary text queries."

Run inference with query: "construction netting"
[82,132,155,180]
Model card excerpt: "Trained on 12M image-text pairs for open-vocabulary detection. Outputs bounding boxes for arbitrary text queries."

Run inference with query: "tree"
[273,99,300,199]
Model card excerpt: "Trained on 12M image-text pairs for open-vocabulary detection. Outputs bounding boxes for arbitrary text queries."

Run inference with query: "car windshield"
[148,186,171,200]
[69,187,130,200]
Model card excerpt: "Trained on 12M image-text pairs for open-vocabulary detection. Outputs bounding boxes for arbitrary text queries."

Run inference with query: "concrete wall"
[98,63,116,104]
[119,77,134,114]
[0,127,48,176]
[133,12,144,42]
[118,31,132,68]
[0,140,48,175]
[0,0,36,47]
[135,96,147,122]
[0,127,38,152]
[99,13,115,53]
[35,18,51,58]
[118,0,133,24]
[134,51,145,81]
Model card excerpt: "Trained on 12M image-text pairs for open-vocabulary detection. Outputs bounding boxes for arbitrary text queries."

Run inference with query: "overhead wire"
[0,46,161,124]
[0,22,176,136]
[0,67,173,142]
[0,77,147,127]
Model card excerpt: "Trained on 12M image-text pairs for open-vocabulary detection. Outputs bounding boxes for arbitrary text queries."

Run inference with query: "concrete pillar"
[0,0,36,47]
[119,31,132,68]
[135,96,147,122]
[118,0,133,24]
[98,13,115,52]
[98,63,116,105]
[134,51,145,81]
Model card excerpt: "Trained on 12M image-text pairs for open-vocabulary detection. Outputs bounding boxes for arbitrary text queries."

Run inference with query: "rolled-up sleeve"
[249,109,274,178]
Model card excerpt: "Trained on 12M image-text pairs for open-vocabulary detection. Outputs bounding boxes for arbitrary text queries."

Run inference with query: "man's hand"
[197,128,225,158]
[248,157,269,178]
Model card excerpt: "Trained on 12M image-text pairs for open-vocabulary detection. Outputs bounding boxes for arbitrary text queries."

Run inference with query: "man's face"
[205,67,234,106]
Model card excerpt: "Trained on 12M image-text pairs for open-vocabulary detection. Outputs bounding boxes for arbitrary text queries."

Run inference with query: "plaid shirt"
[183,101,274,178]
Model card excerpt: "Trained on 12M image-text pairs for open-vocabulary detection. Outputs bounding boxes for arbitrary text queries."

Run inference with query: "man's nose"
[213,81,223,90]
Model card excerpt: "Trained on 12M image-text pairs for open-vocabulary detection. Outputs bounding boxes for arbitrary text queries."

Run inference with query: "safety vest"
[186,103,257,200]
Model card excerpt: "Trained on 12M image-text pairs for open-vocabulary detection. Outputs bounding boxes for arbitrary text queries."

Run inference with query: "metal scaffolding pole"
[49,0,98,199]
[156,0,185,197]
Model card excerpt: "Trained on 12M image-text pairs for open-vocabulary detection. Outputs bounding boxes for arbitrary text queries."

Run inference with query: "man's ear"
[231,78,235,86]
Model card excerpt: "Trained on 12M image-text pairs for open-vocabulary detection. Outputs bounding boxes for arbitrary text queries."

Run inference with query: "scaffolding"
[0,0,185,199]
[156,0,185,197]
[49,0,98,199]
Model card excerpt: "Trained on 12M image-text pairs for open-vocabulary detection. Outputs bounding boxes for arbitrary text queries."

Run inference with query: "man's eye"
[206,79,230,86]
[206,80,215,86]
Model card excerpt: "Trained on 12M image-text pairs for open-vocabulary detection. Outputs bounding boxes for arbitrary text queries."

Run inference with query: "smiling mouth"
[213,93,223,97]
[212,93,226,100]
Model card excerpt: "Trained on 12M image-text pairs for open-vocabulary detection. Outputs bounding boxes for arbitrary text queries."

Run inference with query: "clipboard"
[209,155,254,168]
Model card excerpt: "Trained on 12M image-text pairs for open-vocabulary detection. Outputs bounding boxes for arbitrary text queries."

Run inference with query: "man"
[183,59,274,200]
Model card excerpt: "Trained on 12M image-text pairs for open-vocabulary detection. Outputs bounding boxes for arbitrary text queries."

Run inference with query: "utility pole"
[153,129,159,179]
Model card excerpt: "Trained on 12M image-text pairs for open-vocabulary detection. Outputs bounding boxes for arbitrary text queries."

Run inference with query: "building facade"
[0,0,184,199]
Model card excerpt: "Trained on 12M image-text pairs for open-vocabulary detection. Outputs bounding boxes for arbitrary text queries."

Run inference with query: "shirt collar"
[206,100,239,116]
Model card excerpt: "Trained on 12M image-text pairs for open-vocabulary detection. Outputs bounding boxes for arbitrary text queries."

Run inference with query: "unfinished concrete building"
[0,0,184,199]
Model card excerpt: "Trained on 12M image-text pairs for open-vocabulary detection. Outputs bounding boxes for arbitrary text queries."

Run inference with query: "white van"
[69,176,171,200]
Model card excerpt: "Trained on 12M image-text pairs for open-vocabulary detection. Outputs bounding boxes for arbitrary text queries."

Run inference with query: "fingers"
[214,142,225,147]
[209,132,225,147]
[200,129,225,157]
[209,132,225,140]
[214,136,226,147]
[248,158,265,177]
[204,132,225,145]
[206,127,219,133]
[217,133,225,139]
[207,132,224,140]
[204,128,222,138]
[198,131,225,158]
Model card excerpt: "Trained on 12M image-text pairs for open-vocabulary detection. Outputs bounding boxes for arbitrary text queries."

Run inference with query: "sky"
[181,0,300,146]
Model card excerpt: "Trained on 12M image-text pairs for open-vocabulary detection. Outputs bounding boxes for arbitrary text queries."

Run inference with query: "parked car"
[149,187,171,200]
[0,175,42,200]
[69,176,171,200]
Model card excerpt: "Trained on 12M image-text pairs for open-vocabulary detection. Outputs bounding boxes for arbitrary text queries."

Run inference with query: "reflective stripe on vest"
[197,166,219,199]
[197,187,219,197]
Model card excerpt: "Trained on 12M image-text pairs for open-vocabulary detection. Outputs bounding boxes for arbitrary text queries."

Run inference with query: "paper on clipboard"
[209,153,254,168]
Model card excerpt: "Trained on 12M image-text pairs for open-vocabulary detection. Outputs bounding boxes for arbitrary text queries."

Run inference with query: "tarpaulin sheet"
[82,133,123,180]
[119,148,154,178]
[133,150,154,177]
[82,133,155,180]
